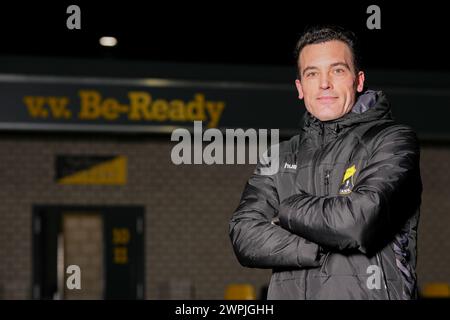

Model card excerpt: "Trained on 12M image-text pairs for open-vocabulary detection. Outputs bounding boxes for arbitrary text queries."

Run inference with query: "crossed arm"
[229,127,421,268]
[278,127,421,255]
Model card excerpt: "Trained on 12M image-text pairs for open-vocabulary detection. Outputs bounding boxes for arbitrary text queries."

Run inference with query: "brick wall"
[63,214,103,299]
[416,146,450,287]
[0,133,448,299]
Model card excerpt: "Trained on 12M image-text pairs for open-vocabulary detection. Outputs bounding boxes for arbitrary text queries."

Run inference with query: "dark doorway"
[32,205,145,300]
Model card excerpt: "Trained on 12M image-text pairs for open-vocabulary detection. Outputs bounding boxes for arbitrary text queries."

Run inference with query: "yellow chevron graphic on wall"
[58,156,127,185]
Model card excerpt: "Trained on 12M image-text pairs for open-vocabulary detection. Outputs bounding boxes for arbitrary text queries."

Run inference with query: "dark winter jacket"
[229,90,422,300]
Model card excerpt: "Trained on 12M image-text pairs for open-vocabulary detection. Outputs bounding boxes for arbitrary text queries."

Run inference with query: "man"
[229,25,422,300]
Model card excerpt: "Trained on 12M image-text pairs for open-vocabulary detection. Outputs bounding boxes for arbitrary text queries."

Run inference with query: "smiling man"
[229,26,422,300]
[295,39,364,121]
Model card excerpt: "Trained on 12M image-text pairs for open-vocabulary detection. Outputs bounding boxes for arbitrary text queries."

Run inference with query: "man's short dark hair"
[294,25,362,78]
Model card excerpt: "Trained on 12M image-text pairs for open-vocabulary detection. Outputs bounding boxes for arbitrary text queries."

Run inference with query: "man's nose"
[319,75,332,89]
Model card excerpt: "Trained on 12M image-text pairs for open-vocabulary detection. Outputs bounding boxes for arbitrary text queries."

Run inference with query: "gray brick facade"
[0,133,448,299]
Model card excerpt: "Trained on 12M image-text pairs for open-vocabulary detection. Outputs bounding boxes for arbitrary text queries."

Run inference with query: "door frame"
[32,205,145,300]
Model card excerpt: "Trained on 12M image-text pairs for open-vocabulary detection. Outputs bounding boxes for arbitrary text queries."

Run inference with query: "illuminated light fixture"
[99,36,118,47]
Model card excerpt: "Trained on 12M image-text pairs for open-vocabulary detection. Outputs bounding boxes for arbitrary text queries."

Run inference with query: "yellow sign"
[113,228,130,244]
[58,156,127,185]
[112,227,130,265]
[114,247,128,264]
[23,91,226,128]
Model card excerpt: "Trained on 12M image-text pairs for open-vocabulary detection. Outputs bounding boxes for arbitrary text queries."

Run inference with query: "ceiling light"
[99,36,118,47]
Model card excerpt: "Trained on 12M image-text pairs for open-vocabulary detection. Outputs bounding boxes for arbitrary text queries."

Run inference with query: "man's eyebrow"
[330,62,351,70]
[302,66,319,76]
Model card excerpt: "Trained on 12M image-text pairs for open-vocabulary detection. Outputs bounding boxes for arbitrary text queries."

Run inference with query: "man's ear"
[356,71,365,93]
[295,79,304,99]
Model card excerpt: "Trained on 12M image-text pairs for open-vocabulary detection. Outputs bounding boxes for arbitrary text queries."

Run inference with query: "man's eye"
[334,68,345,74]
[306,72,317,77]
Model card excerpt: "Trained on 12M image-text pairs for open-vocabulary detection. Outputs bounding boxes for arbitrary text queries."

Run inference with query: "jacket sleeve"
[278,126,422,255]
[229,149,322,269]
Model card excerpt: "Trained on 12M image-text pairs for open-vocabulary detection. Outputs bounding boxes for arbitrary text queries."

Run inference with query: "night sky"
[0,1,448,73]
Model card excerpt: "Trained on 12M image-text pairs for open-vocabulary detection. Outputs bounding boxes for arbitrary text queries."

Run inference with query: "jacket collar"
[301,90,392,138]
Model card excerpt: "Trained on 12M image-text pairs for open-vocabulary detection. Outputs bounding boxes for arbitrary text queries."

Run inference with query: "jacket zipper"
[376,252,391,300]
[321,123,325,147]
[311,123,325,195]
[324,170,330,196]
[305,123,326,299]
[320,169,330,277]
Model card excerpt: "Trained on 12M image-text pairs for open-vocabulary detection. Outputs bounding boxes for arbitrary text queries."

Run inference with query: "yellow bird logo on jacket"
[339,165,356,195]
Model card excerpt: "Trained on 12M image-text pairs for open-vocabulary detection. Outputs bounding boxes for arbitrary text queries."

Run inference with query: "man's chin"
[314,112,342,122]
[310,105,350,122]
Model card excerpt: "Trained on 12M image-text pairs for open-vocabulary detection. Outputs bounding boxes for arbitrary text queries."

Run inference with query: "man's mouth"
[317,96,338,102]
